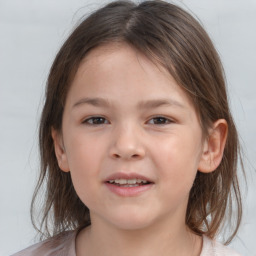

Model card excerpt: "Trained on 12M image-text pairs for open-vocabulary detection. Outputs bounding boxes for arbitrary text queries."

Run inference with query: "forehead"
[68,42,196,111]
[79,42,172,79]
[74,43,173,91]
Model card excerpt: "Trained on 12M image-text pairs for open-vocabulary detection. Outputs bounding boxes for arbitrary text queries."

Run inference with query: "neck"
[76,216,202,256]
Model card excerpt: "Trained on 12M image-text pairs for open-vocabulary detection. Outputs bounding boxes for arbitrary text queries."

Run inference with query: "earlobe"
[51,128,70,172]
[198,119,228,173]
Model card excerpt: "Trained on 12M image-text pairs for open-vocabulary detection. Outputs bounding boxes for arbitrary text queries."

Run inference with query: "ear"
[198,119,228,173]
[51,128,70,172]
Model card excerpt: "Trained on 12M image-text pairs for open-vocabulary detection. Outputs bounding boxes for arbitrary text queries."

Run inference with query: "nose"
[109,125,146,160]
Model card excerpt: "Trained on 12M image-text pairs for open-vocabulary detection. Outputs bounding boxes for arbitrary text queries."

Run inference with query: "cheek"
[153,132,201,167]
[65,130,107,170]
[64,133,108,201]
[151,132,202,191]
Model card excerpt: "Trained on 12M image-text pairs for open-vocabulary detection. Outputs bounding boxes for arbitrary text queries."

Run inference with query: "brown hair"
[32,0,243,244]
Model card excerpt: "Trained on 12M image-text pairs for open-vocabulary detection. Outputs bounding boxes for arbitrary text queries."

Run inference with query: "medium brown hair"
[32,0,243,244]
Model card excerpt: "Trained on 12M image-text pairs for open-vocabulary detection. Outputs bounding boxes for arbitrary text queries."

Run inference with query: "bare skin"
[76,215,203,256]
[52,43,227,256]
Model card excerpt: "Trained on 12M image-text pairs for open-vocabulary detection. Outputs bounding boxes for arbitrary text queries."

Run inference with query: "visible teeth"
[123,184,139,187]
[128,179,136,184]
[109,178,148,185]
[119,179,127,185]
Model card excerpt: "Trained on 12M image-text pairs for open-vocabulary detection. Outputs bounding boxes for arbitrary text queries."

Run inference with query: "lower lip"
[105,182,153,197]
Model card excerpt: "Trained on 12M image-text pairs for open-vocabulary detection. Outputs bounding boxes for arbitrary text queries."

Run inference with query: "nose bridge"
[109,121,145,160]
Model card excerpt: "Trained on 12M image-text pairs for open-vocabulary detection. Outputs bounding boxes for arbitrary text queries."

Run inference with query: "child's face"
[55,43,207,231]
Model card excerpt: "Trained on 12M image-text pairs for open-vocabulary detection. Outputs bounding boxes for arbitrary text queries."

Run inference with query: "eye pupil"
[83,117,108,125]
[153,117,167,124]
[93,117,105,124]
[85,116,171,125]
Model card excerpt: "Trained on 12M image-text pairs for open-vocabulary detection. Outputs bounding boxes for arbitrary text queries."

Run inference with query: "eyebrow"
[137,98,185,109]
[73,97,111,108]
[72,97,185,109]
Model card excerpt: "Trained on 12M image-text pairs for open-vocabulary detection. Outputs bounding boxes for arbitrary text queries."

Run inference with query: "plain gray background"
[0,0,255,255]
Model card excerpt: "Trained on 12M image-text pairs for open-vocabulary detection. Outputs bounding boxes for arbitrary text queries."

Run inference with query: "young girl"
[13,1,243,255]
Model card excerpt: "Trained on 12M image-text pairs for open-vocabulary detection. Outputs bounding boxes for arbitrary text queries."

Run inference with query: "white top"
[201,236,242,256]
[12,231,242,256]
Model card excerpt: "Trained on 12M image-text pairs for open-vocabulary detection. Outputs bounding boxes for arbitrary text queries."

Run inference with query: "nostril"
[110,145,145,159]
[112,153,141,159]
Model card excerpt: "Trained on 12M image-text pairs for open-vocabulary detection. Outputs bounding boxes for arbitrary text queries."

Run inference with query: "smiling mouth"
[107,178,151,187]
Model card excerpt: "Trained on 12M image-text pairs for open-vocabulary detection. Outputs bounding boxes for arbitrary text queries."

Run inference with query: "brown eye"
[83,116,109,125]
[148,117,172,125]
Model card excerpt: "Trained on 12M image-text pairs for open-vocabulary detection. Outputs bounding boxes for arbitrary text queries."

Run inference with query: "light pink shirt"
[12,231,242,256]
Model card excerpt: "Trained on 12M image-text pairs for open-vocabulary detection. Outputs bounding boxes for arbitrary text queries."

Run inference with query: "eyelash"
[82,116,174,126]
[82,116,109,125]
[147,116,173,125]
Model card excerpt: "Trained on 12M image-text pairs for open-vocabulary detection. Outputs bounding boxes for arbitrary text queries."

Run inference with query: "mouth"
[104,173,154,197]
[106,178,152,187]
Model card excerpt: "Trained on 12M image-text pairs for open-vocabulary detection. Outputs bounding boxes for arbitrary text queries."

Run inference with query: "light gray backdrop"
[0,0,255,255]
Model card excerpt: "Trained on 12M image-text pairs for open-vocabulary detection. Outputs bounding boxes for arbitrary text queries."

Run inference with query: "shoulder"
[11,231,76,256]
[201,235,242,256]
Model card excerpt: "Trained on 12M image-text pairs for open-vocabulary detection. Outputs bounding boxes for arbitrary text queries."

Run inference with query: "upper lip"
[104,172,154,183]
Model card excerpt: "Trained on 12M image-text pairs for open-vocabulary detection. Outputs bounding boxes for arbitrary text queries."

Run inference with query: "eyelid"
[81,115,175,126]
[146,116,175,125]
[82,116,110,125]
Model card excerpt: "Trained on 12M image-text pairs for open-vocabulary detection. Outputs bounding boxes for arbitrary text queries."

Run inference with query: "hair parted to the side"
[31,0,243,244]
